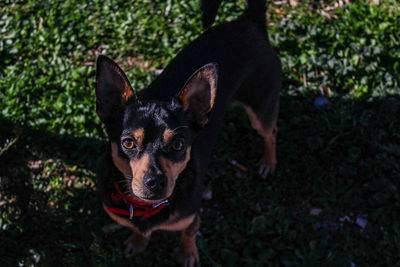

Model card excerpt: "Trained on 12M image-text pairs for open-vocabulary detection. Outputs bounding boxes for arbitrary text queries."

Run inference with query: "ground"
[1,0,399,266]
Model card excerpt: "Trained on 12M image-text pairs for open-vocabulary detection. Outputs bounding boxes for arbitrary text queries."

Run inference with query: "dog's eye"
[171,139,185,151]
[122,138,135,149]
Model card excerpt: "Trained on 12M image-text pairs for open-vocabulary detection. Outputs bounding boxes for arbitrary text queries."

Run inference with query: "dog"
[95,0,281,265]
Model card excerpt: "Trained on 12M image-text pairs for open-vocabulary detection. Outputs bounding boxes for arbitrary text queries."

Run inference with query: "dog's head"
[96,55,218,202]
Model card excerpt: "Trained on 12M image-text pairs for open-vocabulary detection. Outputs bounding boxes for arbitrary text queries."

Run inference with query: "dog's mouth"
[135,186,175,203]
[136,192,167,203]
[130,179,175,203]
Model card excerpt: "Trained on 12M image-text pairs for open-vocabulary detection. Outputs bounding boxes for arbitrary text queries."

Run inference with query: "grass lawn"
[1,0,400,266]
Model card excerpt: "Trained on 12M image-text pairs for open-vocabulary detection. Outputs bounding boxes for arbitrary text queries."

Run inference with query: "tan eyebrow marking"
[163,129,174,145]
[132,128,144,146]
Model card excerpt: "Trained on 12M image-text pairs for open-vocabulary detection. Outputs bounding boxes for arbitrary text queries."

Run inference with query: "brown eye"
[122,138,135,149]
[171,139,185,151]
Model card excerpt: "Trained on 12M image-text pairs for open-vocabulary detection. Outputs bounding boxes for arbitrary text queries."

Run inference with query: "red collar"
[106,182,169,219]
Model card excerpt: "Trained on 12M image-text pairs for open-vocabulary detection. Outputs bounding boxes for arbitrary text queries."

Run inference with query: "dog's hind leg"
[243,105,278,179]
[235,61,281,179]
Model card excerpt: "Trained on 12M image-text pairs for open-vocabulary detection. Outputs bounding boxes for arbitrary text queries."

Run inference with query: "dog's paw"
[124,232,149,254]
[177,246,200,267]
[257,159,276,179]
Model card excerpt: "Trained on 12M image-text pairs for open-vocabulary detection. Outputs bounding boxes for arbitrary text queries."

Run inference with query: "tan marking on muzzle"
[129,153,150,195]
[160,147,191,197]
[111,142,152,197]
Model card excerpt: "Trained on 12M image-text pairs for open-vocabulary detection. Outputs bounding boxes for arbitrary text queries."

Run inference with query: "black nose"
[143,174,167,193]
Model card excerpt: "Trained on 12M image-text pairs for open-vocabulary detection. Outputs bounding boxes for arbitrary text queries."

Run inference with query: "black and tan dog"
[95,0,281,265]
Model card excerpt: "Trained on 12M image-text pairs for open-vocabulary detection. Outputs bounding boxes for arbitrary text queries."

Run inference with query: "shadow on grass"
[0,118,108,266]
[0,93,399,266]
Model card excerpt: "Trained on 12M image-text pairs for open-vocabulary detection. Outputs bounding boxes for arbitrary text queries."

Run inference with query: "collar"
[106,182,169,219]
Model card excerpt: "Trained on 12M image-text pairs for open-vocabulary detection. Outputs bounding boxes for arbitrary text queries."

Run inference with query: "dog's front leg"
[179,214,200,267]
[103,203,151,253]
[124,230,151,253]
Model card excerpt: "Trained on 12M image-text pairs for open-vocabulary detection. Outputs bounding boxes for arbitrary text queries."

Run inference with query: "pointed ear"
[96,55,136,122]
[177,63,218,126]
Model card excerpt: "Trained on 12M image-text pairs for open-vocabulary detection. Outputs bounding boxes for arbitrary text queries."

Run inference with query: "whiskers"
[117,176,135,196]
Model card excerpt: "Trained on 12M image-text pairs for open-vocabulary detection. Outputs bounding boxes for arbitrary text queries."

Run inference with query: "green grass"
[1,0,400,266]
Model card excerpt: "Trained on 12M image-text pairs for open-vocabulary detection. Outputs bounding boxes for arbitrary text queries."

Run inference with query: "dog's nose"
[143,174,166,193]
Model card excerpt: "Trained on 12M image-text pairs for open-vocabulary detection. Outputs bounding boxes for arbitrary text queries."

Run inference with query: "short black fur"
[96,0,281,265]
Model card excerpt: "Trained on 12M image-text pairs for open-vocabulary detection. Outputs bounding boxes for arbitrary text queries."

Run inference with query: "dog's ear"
[96,55,136,122]
[177,63,218,127]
